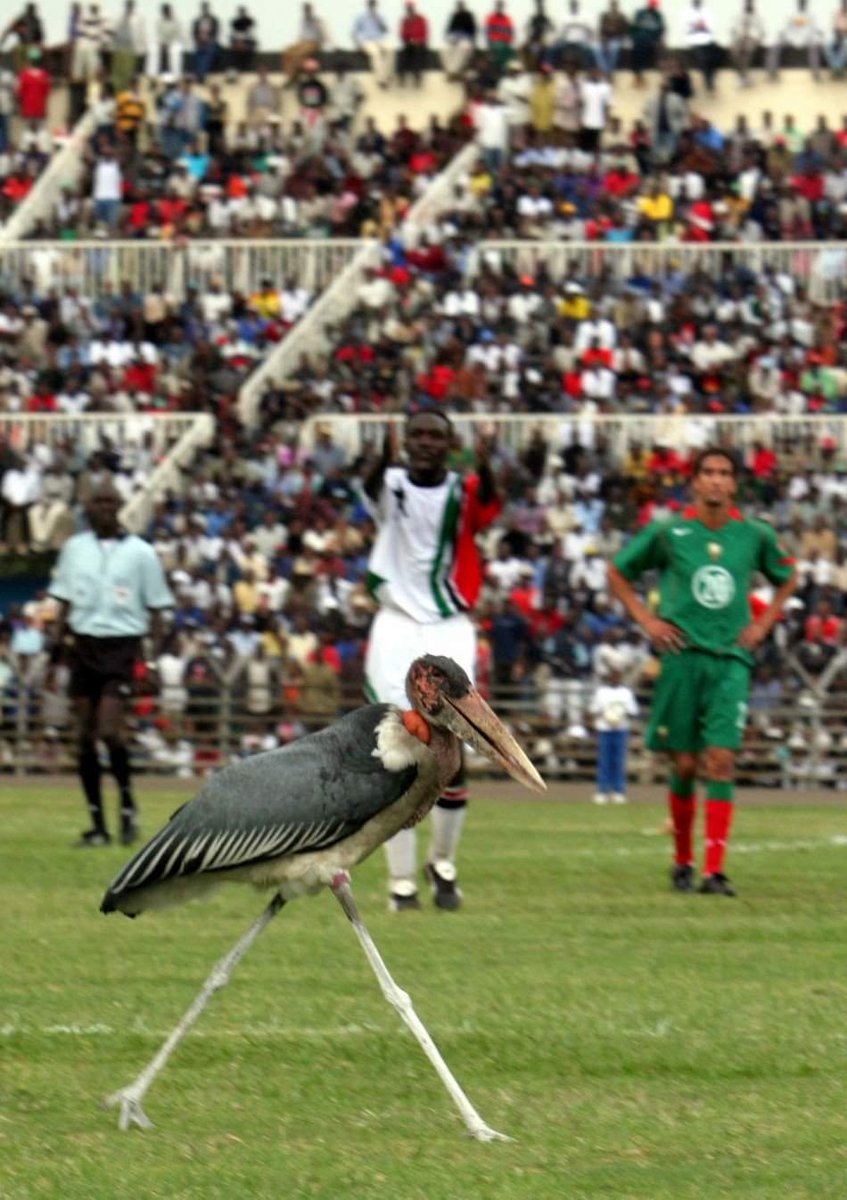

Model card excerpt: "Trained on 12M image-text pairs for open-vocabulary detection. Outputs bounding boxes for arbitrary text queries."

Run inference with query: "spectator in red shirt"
[485,1,515,71]
[805,599,842,646]
[398,1,428,86]
[17,47,50,122]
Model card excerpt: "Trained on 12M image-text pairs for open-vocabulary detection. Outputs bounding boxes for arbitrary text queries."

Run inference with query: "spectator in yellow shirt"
[249,278,281,319]
[637,183,673,229]
[558,281,592,320]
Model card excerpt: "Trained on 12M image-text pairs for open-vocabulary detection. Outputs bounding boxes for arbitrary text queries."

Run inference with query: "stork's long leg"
[330,872,511,1143]
[105,893,286,1131]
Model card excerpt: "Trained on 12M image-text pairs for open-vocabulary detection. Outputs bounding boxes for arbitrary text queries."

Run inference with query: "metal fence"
[3,660,846,790]
[0,239,362,301]
[299,412,847,466]
[0,412,215,534]
[467,241,847,304]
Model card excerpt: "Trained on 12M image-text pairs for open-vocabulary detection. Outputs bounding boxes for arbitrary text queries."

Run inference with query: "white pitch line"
[0,1021,437,1040]
[568,833,847,861]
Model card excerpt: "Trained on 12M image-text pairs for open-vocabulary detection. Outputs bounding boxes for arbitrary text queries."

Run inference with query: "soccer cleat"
[389,891,422,912]
[611,792,628,805]
[424,859,463,911]
[699,872,737,896]
[592,792,610,805]
[75,829,112,848]
[120,816,140,846]
[671,863,695,892]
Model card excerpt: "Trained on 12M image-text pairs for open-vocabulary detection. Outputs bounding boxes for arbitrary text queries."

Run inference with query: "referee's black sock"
[79,746,106,835]
[108,743,136,821]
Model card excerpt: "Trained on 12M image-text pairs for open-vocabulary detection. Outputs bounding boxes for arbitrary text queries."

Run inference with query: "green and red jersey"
[614,506,795,664]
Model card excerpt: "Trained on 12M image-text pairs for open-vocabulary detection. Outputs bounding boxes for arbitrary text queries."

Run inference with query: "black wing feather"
[101,705,417,911]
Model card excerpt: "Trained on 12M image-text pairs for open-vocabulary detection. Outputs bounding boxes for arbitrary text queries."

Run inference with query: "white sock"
[428,802,467,865]
[384,827,417,893]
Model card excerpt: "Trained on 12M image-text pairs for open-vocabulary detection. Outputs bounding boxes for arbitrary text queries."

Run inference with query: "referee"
[49,482,174,847]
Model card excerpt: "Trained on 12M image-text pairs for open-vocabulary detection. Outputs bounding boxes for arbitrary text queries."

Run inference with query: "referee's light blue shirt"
[50,532,175,637]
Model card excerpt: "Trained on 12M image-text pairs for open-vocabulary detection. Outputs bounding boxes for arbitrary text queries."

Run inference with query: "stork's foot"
[103,1084,154,1131]
[468,1123,513,1143]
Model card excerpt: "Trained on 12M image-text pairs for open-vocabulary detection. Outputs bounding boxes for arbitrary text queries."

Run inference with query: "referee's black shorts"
[69,635,142,702]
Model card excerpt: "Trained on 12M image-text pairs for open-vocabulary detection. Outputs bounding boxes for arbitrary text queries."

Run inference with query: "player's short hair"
[405,405,454,432]
[692,446,739,477]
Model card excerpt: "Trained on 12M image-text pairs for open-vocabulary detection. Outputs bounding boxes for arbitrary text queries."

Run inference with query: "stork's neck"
[374,708,460,791]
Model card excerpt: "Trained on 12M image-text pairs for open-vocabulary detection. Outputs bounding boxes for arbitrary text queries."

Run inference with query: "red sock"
[668,775,696,866]
[704,789,734,876]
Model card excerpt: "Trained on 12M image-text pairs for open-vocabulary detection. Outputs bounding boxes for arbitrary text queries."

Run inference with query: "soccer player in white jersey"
[363,408,502,911]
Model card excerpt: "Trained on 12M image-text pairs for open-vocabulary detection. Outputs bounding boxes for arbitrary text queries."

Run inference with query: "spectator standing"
[147,3,184,80]
[329,64,364,128]
[246,65,281,127]
[398,2,429,87]
[643,71,689,161]
[443,0,477,80]
[630,0,665,85]
[825,0,847,75]
[554,0,596,70]
[597,0,629,75]
[192,1,220,81]
[229,4,257,72]
[71,2,106,84]
[578,64,613,151]
[0,63,16,152]
[767,0,823,78]
[297,58,329,135]
[683,0,719,91]
[16,47,50,126]
[91,144,123,229]
[352,0,393,89]
[115,75,145,145]
[363,412,501,912]
[2,3,44,72]
[590,665,638,805]
[476,88,509,169]
[110,1,147,92]
[282,3,326,86]
[732,0,766,85]
[48,482,174,848]
[485,1,515,74]
[524,0,553,69]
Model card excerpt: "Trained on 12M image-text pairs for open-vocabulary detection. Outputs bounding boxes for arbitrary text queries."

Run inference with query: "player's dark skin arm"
[607,562,686,653]
[475,437,497,506]
[363,423,398,501]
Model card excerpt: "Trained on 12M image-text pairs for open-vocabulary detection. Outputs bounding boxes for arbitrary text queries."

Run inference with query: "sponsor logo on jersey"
[692,565,736,609]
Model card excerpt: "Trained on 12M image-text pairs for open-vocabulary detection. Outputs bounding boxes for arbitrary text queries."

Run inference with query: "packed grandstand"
[2,0,847,786]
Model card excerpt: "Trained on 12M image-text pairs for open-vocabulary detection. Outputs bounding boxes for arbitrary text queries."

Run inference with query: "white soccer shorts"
[364,608,477,709]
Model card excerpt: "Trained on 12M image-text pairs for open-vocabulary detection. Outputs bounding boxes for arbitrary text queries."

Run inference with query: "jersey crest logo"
[692,565,735,610]
[392,485,407,516]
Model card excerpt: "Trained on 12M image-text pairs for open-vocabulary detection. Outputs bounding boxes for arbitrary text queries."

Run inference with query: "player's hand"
[737,620,768,651]
[643,616,686,654]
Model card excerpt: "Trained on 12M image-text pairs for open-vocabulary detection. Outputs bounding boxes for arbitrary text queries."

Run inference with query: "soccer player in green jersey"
[608,448,797,896]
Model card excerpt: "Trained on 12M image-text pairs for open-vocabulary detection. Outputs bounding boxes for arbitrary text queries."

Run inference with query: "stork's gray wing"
[101,705,416,910]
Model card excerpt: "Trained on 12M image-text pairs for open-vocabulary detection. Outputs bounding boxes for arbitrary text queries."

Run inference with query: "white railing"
[400,140,479,247]
[467,241,847,303]
[0,239,361,300]
[0,110,99,244]
[300,412,847,463]
[236,139,480,426]
[0,412,214,533]
[120,414,216,533]
[235,239,382,425]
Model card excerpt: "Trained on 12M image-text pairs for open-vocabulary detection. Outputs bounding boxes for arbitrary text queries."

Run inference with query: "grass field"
[2,780,847,1200]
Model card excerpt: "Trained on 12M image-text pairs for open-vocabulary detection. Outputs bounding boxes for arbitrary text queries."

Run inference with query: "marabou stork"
[101,655,545,1140]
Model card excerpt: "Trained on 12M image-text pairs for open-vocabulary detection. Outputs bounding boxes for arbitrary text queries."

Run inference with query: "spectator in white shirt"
[352,0,393,88]
[683,0,719,90]
[487,540,529,595]
[589,664,638,805]
[578,66,613,152]
[731,0,766,85]
[475,92,510,170]
[767,0,823,77]
[91,146,122,230]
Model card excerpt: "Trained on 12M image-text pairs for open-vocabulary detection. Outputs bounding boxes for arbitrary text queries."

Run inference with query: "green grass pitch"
[2,781,846,1199]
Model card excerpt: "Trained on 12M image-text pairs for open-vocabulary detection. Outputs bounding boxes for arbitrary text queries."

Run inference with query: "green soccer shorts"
[646,649,752,753]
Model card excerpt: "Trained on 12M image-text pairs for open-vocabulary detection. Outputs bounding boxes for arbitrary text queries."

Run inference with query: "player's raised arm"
[363,421,398,502]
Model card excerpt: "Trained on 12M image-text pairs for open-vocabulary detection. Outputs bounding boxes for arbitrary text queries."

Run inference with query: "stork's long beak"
[441,687,546,795]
